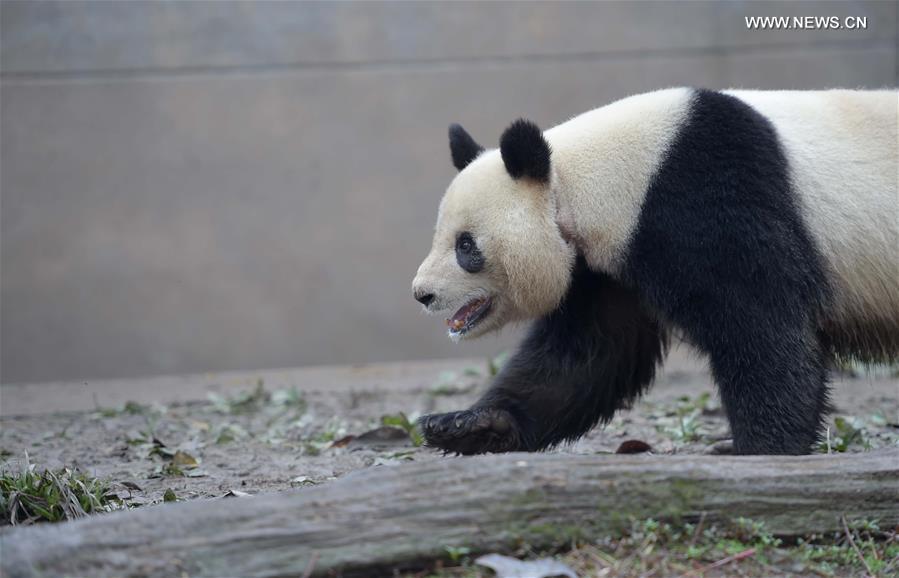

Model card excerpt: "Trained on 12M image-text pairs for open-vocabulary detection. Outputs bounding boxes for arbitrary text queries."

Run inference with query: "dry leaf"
[615,440,653,454]
[171,451,198,468]
[222,489,251,498]
[329,435,355,448]
[347,426,410,449]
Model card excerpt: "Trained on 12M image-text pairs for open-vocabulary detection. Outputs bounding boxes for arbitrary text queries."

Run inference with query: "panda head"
[412,119,576,341]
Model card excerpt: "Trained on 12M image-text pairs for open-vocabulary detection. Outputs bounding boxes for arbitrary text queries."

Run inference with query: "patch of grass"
[564,517,787,576]
[655,392,717,443]
[406,516,898,578]
[819,416,873,453]
[0,461,115,525]
[817,411,899,453]
[797,518,899,576]
[679,391,715,413]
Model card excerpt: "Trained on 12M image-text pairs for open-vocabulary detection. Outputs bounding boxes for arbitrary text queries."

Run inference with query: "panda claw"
[418,407,522,455]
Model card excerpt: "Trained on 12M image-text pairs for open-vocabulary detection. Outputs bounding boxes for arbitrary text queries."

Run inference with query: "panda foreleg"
[420,259,668,454]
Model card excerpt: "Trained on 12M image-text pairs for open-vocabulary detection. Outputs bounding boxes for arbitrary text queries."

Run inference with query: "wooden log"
[2,450,897,577]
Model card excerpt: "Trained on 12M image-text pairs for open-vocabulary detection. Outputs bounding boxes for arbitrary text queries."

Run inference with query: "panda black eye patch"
[456,232,484,273]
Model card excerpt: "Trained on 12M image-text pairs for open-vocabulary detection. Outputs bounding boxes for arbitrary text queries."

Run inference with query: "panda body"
[413,88,898,455]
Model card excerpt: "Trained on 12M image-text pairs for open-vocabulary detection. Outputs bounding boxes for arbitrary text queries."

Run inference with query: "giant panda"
[411,87,898,456]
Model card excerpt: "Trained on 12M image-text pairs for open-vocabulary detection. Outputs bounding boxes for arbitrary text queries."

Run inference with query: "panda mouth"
[446,296,493,335]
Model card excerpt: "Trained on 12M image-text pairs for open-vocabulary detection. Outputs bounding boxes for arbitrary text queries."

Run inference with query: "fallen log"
[2,450,897,577]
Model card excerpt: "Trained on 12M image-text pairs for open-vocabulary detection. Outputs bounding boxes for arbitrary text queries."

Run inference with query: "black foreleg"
[420,260,668,454]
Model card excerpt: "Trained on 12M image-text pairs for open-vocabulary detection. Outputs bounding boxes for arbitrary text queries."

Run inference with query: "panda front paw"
[419,407,524,455]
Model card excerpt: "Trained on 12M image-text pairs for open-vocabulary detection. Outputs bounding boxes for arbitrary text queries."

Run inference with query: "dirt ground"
[2,347,897,508]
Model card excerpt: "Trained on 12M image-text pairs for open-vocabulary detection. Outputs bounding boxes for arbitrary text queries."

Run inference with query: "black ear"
[499,118,551,182]
[449,123,484,171]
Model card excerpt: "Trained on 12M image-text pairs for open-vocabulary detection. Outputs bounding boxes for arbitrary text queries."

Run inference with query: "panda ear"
[449,124,484,171]
[499,118,551,182]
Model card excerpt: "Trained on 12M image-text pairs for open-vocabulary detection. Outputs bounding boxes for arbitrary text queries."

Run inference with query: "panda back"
[727,90,899,340]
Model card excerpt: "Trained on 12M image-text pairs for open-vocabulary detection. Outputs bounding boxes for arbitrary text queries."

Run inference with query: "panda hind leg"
[709,325,831,455]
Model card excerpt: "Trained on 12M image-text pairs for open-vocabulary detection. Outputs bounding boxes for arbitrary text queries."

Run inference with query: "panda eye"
[456,232,476,254]
[455,232,484,273]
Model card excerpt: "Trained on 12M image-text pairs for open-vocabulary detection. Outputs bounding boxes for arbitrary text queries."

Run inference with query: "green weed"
[0,461,114,525]
[444,545,471,565]
[381,412,424,447]
[655,392,716,443]
[820,416,872,453]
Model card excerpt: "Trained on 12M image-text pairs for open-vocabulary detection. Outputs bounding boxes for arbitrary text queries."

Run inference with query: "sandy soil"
[2,348,896,508]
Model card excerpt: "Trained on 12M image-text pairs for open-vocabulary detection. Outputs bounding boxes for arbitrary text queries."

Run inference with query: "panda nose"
[414,291,435,307]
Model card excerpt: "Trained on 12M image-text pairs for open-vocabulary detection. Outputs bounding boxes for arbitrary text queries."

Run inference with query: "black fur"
[455,232,485,273]
[420,257,668,454]
[621,90,833,455]
[449,124,484,171]
[499,119,551,182]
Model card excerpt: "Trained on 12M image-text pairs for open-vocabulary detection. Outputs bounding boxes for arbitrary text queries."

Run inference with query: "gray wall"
[2,1,897,383]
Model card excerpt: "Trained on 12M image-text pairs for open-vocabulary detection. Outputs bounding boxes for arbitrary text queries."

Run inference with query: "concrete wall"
[2,1,897,383]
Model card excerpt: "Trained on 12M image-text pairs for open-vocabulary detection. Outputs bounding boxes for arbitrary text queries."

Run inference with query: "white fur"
[546,87,694,272]
[726,89,899,331]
